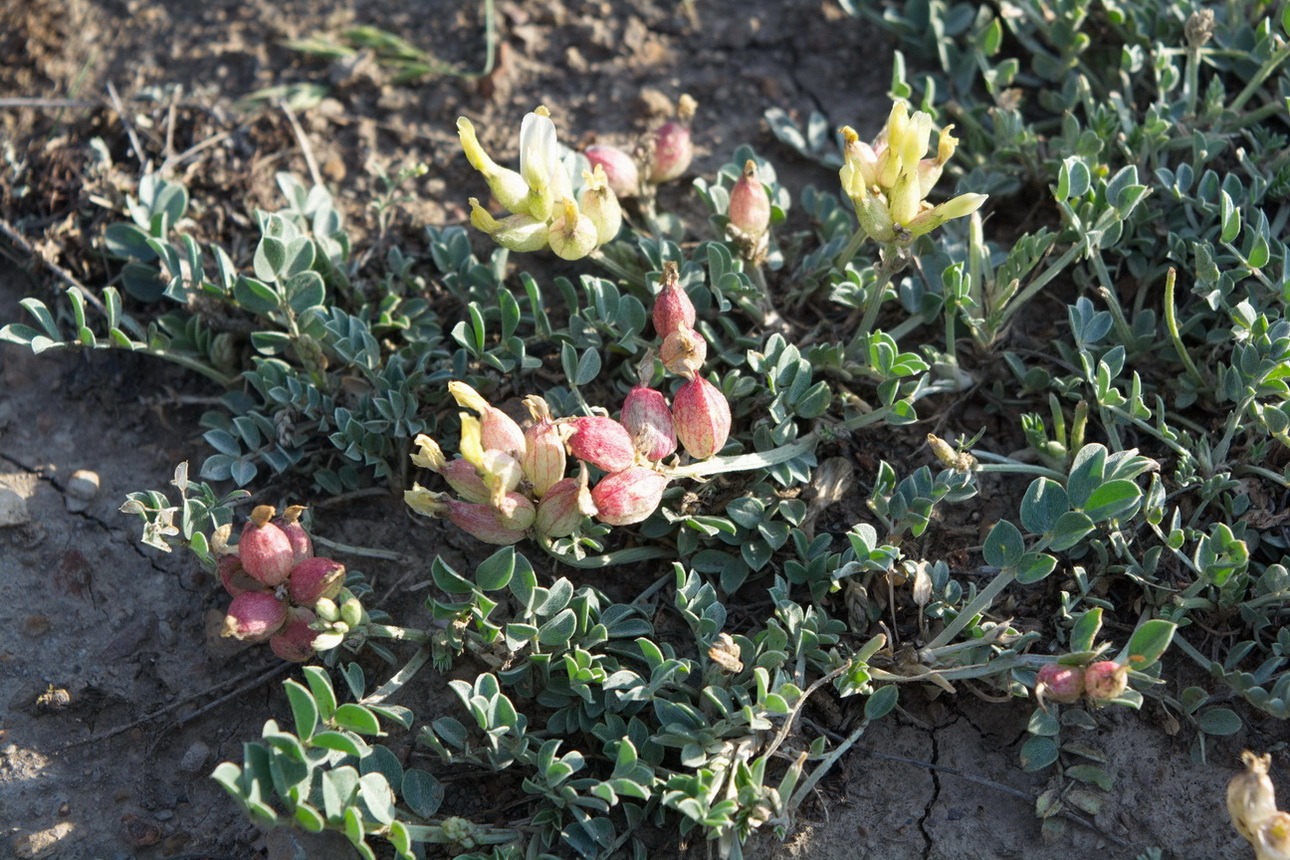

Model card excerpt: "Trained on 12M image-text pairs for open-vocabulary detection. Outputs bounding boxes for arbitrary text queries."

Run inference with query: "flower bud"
[405,487,528,546]
[222,591,287,642]
[269,607,318,662]
[315,597,340,623]
[728,160,771,243]
[592,466,669,526]
[1229,751,1279,843]
[275,505,313,565]
[564,416,637,473]
[521,396,566,497]
[906,193,988,240]
[659,326,707,378]
[622,381,677,462]
[839,126,880,195]
[340,597,365,629]
[468,199,549,252]
[238,506,295,587]
[287,557,346,606]
[457,117,531,215]
[548,198,598,261]
[1083,660,1128,702]
[1034,663,1084,707]
[449,381,526,458]
[647,95,696,184]
[218,554,261,597]
[652,261,695,339]
[535,466,598,538]
[672,375,731,459]
[579,165,623,245]
[412,434,491,505]
[584,144,639,198]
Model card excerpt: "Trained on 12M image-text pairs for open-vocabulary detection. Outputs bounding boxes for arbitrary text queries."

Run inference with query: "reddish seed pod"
[648,121,694,183]
[288,557,346,606]
[522,396,567,497]
[1084,661,1129,702]
[222,591,287,642]
[439,458,492,504]
[652,261,695,339]
[443,498,528,545]
[728,160,771,241]
[238,506,295,587]
[270,607,318,662]
[622,384,677,461]
[584,144,640,198]
[535,471,598,538]
[564,416,637,473]
[218,554,261,597]
[672,376,732,460]
[1035,663,1084,706]
[591,467,669,526]
[275,505,313,565]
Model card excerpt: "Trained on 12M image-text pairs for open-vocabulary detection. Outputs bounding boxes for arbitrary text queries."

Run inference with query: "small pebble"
[179,740,210,773]
[0,488,30,527]
[65,469,100,513]
[11,822,75,859]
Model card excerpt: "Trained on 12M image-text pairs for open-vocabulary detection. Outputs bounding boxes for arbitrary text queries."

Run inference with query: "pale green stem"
[846,260,901,356]
[833,225,869,272]
[365,623,432,644]
[788,719,869,812]
[924,568,1016,651]
[1163,268,1205,386]
[312,535,414,563]
[997,241,1083,329]
[1229,42,1290,113]
[589,248,642,287]
[361,644,433,706]
[1235,463,1290,489]
[537,534,675,568]
[664,433,818,480]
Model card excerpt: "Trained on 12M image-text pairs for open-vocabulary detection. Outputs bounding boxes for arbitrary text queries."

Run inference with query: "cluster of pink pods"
[219,505,344,662]
[406,261,732,545]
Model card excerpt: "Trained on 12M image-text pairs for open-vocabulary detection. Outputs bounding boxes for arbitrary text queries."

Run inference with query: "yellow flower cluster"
[839,100,986,246]
[457,106,621,260]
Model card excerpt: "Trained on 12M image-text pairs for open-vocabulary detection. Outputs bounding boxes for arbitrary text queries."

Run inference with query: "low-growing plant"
[7,0,1290,857]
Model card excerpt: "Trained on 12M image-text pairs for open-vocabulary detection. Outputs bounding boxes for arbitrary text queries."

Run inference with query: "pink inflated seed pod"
[270,607,318,662]
[238,505,295,587]
[672,376,731,460]
[522,396,567,498]
[1035,663,1084,707]
[273,505,314,565]
[584,144,640,198]
[1084,661,1129,702]
[647,95,696,183]
[728,160,771,242]
[622,383,677,462]
[592,466,669,526]
[652,261,695,339]
[563,416,637,473]
[535,467,598,538]
[288,557,346,606]
[222,591,287,643]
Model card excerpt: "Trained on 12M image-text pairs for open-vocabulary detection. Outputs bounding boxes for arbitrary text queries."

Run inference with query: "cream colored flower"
[839,100,986,246]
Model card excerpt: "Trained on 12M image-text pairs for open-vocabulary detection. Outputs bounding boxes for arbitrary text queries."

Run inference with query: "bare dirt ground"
[0,1,1284,858]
